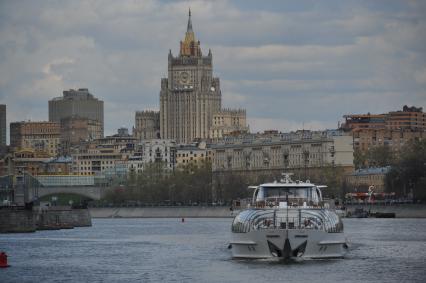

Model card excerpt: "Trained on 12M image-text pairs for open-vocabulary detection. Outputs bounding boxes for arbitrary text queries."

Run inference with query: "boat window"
[261,187,312,199]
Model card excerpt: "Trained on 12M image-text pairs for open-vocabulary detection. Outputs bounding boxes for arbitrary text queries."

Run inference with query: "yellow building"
[10,121,61,157]
[176,142,213,169]
[210,109,249,139]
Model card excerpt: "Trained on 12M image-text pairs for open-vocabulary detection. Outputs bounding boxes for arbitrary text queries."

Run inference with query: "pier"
[0,206,91,233]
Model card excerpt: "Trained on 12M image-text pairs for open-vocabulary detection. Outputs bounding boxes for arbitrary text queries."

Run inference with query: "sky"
[0,0,425,140]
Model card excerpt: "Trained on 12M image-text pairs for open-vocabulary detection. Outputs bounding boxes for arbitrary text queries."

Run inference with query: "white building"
[127,139,177,174]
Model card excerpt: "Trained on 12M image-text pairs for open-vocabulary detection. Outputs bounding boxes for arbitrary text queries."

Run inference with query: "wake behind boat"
[229,173,348,260]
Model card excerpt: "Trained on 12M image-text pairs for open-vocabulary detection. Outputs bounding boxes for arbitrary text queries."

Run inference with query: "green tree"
[353,148,367,169]
[367,145,394,167]
[386,139,426,201]
[318,164,346,198]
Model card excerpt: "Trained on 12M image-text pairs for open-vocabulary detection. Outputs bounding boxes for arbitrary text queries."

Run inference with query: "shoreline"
[89,206,234,218]
[89,204,426,218]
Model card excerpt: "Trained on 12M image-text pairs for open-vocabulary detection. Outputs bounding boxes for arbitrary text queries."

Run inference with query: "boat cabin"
[251,174,325,208]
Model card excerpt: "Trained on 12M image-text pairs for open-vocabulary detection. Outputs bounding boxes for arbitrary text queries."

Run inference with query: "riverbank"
[0,206,92,233]
[90,204,426,218]
[90,206,234,218]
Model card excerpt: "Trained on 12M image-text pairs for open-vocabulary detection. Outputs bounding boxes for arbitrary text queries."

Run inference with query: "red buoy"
[0,251,10,268]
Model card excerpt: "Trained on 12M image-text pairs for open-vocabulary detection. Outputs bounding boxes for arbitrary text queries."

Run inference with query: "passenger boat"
[229,173,348,259]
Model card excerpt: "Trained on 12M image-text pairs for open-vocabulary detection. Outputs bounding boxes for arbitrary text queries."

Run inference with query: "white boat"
[229,173,348,260]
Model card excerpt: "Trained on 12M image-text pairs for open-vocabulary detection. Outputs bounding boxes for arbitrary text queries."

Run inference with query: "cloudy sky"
[1,0,425,140]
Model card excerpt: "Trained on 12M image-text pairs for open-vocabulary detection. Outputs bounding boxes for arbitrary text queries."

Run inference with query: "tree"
[318,164,346,199]
[386,139,426,201]
[353,148,367,169]
[367,145,394,167]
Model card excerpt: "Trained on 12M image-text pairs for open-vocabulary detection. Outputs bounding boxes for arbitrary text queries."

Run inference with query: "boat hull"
[230,229,347,259]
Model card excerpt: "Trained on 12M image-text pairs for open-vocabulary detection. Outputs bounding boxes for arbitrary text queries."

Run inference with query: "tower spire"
[180,8,201,57]
[187,8,193,32]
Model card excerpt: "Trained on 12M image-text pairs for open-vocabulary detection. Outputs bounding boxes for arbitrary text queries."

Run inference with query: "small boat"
[229,173,348,260]
[373,212,395,218]
[346,208,369,218]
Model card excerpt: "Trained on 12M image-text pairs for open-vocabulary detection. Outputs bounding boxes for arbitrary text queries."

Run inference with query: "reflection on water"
[1,218,426,282]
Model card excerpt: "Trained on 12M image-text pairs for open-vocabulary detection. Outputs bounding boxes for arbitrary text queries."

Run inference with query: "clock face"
[179,71,190,84]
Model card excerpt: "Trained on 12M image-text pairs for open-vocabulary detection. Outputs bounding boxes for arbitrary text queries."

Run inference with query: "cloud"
[0,0,425,142]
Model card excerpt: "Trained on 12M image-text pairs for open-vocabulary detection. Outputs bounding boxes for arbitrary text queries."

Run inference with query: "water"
[1,218,426,282]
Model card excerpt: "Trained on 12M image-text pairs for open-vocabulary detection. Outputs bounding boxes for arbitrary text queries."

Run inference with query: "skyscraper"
[49,88,104,136]
[0,104,6,146]
[134,110,160,141]
[160,10,222,144]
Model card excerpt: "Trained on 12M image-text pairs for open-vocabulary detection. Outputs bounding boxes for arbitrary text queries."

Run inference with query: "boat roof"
[259,181,316,188]
[253,174,325,189]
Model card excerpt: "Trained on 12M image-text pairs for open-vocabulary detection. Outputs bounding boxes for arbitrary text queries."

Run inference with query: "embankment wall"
[0,209,36,233]
[90,207,234,218]
[37,208,92,230]
[90,204,426,218]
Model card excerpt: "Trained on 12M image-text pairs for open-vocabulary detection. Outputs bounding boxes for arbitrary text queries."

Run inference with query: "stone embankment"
[0,207,92,233]
[37,207,92,230]
[90,204,426,218]
[90,206,234,218]
[0,208,36,233]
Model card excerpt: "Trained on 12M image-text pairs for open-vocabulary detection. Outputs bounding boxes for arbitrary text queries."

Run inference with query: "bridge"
[33,185,108,200]
[1,174,112,204]
[29,175,110,201]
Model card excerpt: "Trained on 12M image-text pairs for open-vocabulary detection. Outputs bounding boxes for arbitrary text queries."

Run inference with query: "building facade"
[10,121,61,157]
[160,11,222,144]
[7,149,51,176]
[134,110,160,141]
[0,105,6,146]
[342,105,426,132]
[210,109,249,139]
[176,141,213,169]
[139,139,176,171]
[345,167,390,193]
[60,116,102,155]
[71,135,136,176]
[341,105,425,158]
[211,130,354,191]
[352,128,425,153]
[387,106,426,131]
[49,88,104,136]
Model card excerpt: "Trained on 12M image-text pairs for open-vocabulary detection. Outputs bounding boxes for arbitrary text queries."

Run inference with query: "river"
[1,218,426,282]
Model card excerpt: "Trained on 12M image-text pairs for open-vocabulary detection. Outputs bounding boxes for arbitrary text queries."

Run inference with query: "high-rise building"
[49,88,104,136]
[0,105,6,146]
[160,10,222,144]
[134,110,160,140]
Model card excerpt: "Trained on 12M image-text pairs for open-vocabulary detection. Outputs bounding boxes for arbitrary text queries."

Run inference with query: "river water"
[1,218,426,282]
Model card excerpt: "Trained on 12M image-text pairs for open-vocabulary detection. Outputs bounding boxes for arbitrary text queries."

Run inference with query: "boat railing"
[254,197,324,209]
[232,208,343,234]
